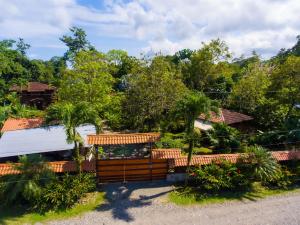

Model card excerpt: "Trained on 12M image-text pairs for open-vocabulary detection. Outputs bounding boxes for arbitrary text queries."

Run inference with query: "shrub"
[205,123,241,153]
[191,160,249,192]
[36,173,96,212]
[0,154,54,206]
[192,147,212,155]
[263,166,292,189]
[155,133,185,149]
[238,146,281,183]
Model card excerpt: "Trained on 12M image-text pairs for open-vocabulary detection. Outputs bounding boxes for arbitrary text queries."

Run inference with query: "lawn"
[0,191,104,225]
[169,183,300,206]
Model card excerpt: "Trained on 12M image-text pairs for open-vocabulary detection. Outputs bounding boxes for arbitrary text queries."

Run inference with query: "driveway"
[49,181,300,225]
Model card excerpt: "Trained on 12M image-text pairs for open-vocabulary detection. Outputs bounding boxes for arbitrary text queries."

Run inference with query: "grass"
[0,191,105,225]
[169,183,300,206]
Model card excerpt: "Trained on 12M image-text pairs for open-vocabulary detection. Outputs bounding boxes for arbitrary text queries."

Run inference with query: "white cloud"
[0,0,300,58]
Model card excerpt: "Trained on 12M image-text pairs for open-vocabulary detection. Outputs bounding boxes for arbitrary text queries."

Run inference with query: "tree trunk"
[74,141,82,175]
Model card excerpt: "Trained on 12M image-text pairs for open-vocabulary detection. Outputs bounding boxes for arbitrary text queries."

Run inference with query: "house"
[9,82,56,109]
[0,118,95,162]
[194,108,254,132]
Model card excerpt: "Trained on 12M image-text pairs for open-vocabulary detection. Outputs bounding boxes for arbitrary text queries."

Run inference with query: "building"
[194,108,254,132]
[9,82,56,109]
[0,118,95,162]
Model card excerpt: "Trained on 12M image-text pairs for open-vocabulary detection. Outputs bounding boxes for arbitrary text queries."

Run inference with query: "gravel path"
[48,181,300,225]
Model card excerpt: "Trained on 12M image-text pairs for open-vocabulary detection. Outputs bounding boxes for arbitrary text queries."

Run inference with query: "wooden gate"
[96,158,168,183]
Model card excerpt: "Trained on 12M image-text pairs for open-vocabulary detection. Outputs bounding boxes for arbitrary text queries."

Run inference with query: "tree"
[60,27,93,62]
[58,50,121,127]
[0,154,54,205]
[123,56,187,131]
[176,91,219,184]
[16,38,30,56]
[228,62,271,114]
[182,39,232,90]
[45,102,102,171]
[269,56,300,122]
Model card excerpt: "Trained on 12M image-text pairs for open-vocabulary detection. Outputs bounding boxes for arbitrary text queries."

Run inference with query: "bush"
[238,146,281,183]
[0,154,54,206]
[155,133,185,149]
[205,123,241,153]
[191,160,249,192]
[36,173,96,212]
[192,147,212,155]
[263,166,292,189]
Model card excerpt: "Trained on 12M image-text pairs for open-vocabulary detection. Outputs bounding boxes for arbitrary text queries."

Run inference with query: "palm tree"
[240,146,280,182]
[176,91,219,185]
[45,102,102,172]
[1,154,54,205]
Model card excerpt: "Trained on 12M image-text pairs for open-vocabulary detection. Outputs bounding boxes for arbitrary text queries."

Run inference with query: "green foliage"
[239,146,281,182]
[46,102,102,169]
[37,173,96,212]
[191,160,249,192]
[228,62,271,115]
[123,56,187,131]
[0,155,54,206]
[176,90,219,183]
[264,166,293,189]
[182,39,232,90]
[206,123,241,153]
[155,133,185,149]
[60,27,93,61]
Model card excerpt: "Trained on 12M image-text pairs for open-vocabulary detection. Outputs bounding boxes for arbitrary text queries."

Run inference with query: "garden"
[169,146,300,205]
[0,155,103,224]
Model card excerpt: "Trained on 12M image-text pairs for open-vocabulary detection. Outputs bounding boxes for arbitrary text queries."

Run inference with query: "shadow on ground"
[96,180,173,222]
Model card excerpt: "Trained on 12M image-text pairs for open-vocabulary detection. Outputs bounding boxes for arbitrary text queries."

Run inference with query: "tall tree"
[58,50,121,127]
[60,27,94,62]
[16,38,30,56]
[176,91,219,184]
[182,39,232,90]
[123,56,187,131]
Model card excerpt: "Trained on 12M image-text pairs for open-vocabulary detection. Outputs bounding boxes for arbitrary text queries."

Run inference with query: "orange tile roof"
[10,82,55,92]
[199,108,253,125]
[152,149,182,159]
[87,133,160,145]
[169,151,300,167]
[1,118,44,132]
[0,160,96,176]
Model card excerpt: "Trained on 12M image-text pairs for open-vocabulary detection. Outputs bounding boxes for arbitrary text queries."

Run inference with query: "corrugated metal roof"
[0,125,95,158]
[1,118,44,132]
[87,133,160,145]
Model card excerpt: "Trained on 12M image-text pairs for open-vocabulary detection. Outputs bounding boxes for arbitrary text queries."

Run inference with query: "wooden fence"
[96,158,168,183]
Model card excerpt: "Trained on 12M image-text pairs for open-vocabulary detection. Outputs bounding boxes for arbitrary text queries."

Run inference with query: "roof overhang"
[87,133,160,145]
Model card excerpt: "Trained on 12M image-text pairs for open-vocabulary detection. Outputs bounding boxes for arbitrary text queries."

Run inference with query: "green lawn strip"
[169,183,300,206]
[0,191,104,225]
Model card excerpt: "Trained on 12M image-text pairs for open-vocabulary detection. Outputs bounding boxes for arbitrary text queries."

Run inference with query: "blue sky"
[1,0,300,60]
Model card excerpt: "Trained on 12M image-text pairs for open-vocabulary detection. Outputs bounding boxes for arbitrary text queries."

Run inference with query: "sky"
[1,0,300,60]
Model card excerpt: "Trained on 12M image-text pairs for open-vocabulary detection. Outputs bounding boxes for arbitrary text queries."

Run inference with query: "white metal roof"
[0,125,95,158]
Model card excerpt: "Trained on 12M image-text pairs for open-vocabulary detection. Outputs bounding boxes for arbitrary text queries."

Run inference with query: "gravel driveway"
[48,181,300,225]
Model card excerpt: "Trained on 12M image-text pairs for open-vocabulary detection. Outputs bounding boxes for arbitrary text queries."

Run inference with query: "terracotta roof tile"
[199,108,253,125]
[10,82,55,92]
[1,118,44,132]
[0,160,96,176]
[169,151,300,167]
[152,149,182,159]
[87,133,160,145]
